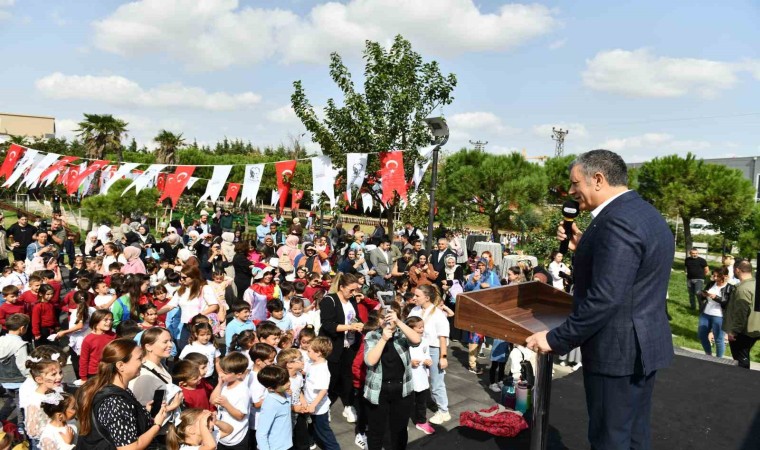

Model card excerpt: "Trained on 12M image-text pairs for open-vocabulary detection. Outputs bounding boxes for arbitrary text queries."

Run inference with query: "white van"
[690,218,718,236]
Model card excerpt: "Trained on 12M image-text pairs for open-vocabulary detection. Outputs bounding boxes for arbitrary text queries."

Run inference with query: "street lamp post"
[423,117,449,251]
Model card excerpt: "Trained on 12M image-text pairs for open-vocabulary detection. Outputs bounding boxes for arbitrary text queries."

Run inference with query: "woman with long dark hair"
[76,339,168,449]
[232,241,254,302]
[157,265,219,353]
[320,272,364,423]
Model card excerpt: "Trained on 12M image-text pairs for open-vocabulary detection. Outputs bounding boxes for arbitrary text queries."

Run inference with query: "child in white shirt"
[167,408,232,450]
[407,317,435,434]
[287,297,310,346]
[179,323,221,380]
[304,337,338,450]
[38,390,77,450]
[211,352,251,450]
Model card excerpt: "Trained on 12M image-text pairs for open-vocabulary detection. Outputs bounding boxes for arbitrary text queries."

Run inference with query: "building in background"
[0,112,56,141]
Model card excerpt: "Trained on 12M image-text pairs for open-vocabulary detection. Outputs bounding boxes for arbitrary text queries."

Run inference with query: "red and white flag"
[158,166,195,207]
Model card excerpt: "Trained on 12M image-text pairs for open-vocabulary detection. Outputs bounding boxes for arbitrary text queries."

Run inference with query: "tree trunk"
[489,214,499,243]
[682,215,693,253]
[385,203,396,238]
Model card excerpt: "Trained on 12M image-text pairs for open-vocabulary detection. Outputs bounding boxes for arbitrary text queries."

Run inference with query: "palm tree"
[153,130,185,165]
[76,114,129,162]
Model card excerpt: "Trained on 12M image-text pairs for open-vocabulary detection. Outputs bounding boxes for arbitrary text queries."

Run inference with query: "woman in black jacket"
[232,241,254,302]
[319,272,364,423]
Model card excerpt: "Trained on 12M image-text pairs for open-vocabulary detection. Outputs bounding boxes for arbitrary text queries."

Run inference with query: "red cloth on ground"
[181,386,213,411]
[31,302,57,337]
[79,331,116,380]
[459,405,529,438]
[0,302,25,329]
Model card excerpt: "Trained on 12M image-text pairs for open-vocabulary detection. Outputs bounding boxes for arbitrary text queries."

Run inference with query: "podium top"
[455,282,573,345]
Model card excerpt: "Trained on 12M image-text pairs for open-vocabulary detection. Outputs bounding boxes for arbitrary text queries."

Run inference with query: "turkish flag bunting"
[225,183,241,202]
[158,166,195,207]
[378,151,407,204]
[40,156,78,186]
[275,160,297,213]
[60,166,80,191]
[291,190,304,211]
[0,144,26,180]
[67,160,110,195]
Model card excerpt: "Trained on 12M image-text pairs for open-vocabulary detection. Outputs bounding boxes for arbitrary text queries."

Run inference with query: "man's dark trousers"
[584,367,656,450]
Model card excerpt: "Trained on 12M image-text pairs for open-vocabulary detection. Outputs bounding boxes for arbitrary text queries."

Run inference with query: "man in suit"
[430,238,456,283]
[527,149,674,450]
[368,238,394,290]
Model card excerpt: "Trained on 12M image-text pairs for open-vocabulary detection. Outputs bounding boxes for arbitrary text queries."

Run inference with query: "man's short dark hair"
[571,149,628,187]
[230,303,251,314]
[380,237,391,245]
[257,365,289,390]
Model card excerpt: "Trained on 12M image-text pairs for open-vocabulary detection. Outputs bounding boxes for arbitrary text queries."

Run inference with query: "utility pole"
[551,127,569,157]
[469,140,488,152]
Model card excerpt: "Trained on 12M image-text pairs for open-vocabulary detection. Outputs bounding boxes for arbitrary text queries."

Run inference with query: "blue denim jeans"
[429,346,449,413]
[687,279,704,310]
[698,313,725,358]
[311,412,339,450]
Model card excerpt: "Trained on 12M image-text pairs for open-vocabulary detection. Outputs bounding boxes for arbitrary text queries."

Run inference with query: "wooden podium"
[455,282,573,450]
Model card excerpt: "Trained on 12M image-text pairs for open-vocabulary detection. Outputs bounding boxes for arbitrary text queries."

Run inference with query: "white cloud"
[266,104,298,124]
[36,72,262,111]
[532,123,588,139]
[548,39,566,50]
[598,132,710,154]
[92,0,558,69]
[582,49,756,98]
[55,119,79,141]
[0,0,14,20]
[448,112,520,135]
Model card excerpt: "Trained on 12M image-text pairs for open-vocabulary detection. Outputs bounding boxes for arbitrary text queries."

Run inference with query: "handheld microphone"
[559,200,580,254]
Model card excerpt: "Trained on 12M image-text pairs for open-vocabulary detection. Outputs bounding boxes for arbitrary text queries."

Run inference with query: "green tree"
[291,34,457,234]
[638,153,754,252]
[154,130,185,165]
[737,203,760,258]
[81,179,159,227]
[76,114,129,161]
[438,150,547,238]
[544,154,575,203]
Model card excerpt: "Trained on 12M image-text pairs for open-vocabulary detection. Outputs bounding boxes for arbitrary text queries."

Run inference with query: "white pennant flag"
[311,156,338,209]
[419,145,436,159]
[270,189,280,207]
[197,165,232,205]
[346,153,367,204]
[186,177,199,189]
[102,163,140,194]
[311,192,321,210]
[4,149,40,187]
[412,158,432,190]
[22,152,60,188]
[239,164,265,206]
[122,164,166,195]
[361,192,373,212]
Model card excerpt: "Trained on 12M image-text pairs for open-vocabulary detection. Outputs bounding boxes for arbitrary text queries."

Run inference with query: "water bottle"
[501,375,516,410]
[515,380,529,414]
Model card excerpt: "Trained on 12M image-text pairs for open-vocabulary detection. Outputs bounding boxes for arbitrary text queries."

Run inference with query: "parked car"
[689,218,718,236]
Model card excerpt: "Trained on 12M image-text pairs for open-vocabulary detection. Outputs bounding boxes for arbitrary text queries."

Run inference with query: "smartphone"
[150,389,165,417]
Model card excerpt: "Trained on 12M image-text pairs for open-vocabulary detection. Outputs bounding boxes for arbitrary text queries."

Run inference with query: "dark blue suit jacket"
[547,191,674,376]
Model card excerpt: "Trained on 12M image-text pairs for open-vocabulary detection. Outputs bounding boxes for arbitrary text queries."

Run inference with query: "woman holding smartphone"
[363,307,421,450]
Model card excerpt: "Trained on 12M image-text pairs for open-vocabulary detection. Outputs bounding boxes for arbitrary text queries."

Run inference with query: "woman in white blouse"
[157,265,219,354]
[548,251,571,291]
[101,242,127,275]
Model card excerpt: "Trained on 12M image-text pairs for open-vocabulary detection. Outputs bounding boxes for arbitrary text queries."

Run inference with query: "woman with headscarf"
[464,258,500,292]
[337,248,361,275]
[259,235,276,260]
[220,232,236,281]
[409,253,439,288]
[152,231,184,263]
[81,231,104,257]
[277,234,301,275]
[298,242,328,274]
[440,254,464,285]
[121,246,146,275]
[137,225,156,258]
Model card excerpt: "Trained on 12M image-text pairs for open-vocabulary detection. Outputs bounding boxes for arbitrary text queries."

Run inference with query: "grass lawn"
[668,257,760,363]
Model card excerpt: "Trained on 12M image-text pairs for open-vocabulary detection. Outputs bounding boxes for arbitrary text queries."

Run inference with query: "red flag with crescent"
[291,190,304,211]
[60,166,80,190]
[378,151,407,204]
[225,183,241,202]
[159,166,195,207]
[39,156,78,185]
[275,160,297,213]
[0,144,26,180]
[67,160,110,195]
[156,173,167,192]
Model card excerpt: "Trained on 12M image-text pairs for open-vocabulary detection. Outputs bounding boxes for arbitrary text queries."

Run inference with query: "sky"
[0,0,758,163]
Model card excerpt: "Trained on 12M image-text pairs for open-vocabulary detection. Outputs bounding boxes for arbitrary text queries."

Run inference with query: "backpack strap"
[141,364,170,384]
